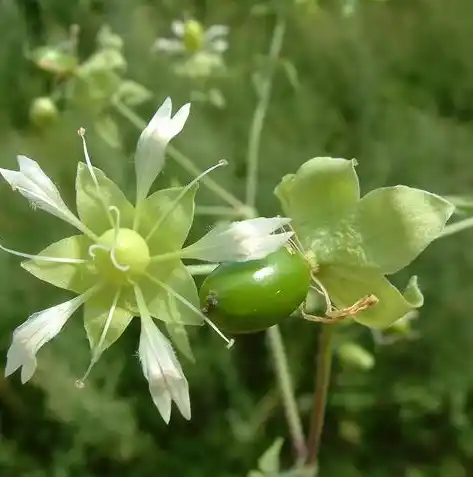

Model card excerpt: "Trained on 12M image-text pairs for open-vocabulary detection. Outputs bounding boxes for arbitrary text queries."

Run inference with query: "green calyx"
[183,20,204,52]
[94,228,150,284]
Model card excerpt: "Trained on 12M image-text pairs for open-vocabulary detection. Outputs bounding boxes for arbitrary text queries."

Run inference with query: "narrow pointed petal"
[152,38,185,53]
[171,20,185,37]
[135,98,191,201]
[138,315,191,422]
[0,156,81,229]
[204,25,229,41]
[5,294,86,383]
[181,217,293,262]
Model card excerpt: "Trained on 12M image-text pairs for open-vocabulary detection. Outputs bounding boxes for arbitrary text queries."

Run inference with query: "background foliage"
[0,0,472,476]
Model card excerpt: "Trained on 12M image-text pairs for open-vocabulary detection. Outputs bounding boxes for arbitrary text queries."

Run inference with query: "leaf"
[21,235,97,294]
[138,185,197,255]
[258,438,284,475]
[84,287,133,354]
[115,80,153,106]
[275,157,359,247]
[96,25,124,50]
[94,114,122,149]
[75,162,135,236]
[317,265,424,328]
[355,186,454,274]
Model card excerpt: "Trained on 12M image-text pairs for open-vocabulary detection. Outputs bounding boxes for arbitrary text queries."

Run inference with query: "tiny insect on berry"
[199,245,311,334]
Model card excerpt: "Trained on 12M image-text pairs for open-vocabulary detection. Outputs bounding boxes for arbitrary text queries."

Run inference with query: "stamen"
[146,272,234,348]
[77,128,115,229]
[77,289,121,386]
[0,242,86,263]
[108,206,130,272]
[88,243,110,259]
[78,128,100,189]
[145,159,228,242]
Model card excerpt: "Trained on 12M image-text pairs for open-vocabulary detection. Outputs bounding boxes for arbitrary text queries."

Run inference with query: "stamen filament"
[77,288,122,386]
[144,160,228,242]
[108,206,130,271]
[77,128,115,229]
[0,243,87,264]
[145,272,234,349]
[88,243,110,259]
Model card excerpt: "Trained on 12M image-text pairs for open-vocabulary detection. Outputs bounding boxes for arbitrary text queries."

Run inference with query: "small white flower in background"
[153,19,229,56]
[152,19,228,80]
[0,96,291,424]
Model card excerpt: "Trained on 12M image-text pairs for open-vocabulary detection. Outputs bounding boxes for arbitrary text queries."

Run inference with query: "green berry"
[199,246,311,334]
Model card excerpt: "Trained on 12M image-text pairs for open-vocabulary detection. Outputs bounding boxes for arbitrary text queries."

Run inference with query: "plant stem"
[112,99,248,212]
[243,15,307,464]
[267,326,307,463]
[440,217,473,238]
[306,325,334,465]
[245,15,286,209]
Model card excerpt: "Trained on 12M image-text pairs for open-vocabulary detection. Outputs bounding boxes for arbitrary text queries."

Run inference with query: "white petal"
[0,156,81,229]
[204,25,229,41]
[182,217,293,262]
[139,316,191,422]
[5,295,85,383]
[207,38,228,53]
[152,38,185,54]
[134,98,191,201]
[171,20,185,38]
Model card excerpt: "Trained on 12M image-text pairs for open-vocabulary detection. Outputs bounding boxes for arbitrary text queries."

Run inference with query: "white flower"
[5,294,88,383]
[135,97,190,202]
[139,315,191,423]
[153,20,229,55]
[0,155,83,230]
[181,217,294,262]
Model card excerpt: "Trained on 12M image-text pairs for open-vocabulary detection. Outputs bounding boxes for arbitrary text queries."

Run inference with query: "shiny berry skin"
[199,246,311,334]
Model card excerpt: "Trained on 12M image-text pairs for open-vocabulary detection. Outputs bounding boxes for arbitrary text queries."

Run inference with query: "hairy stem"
[267,326,307,463]
[245,16,286,209]
[306,325,334,465]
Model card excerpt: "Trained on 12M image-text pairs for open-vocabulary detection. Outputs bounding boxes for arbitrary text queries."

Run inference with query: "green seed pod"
[29,97,58,128]
[199,246,311,334]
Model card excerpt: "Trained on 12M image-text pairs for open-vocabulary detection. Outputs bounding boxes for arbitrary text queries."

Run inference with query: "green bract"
[199,246,311,334]
[275,157,454,328]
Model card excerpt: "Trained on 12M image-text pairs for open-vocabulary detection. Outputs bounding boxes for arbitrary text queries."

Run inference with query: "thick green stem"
[267,326,307,463]
[306,325,334,465]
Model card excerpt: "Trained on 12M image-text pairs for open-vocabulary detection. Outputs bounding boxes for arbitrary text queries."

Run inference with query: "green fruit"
[29,97,58,127]
[199,246,311,334]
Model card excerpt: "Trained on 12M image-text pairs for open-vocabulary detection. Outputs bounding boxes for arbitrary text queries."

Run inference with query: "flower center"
[94,228,150,284]
[183,19,204,52]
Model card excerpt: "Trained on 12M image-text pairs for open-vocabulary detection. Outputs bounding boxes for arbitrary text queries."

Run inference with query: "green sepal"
[138,185,198,255]
[119,261,202,326]
[275,157,359,247]
[147,262,202,326]
[21,235,97,294]
[317,265,424,329]
[352,186,454,273]
[75,162,135,236]
[84,286,133,354]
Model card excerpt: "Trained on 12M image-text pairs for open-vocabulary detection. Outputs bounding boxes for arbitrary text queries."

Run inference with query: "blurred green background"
[1,0,473,476]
